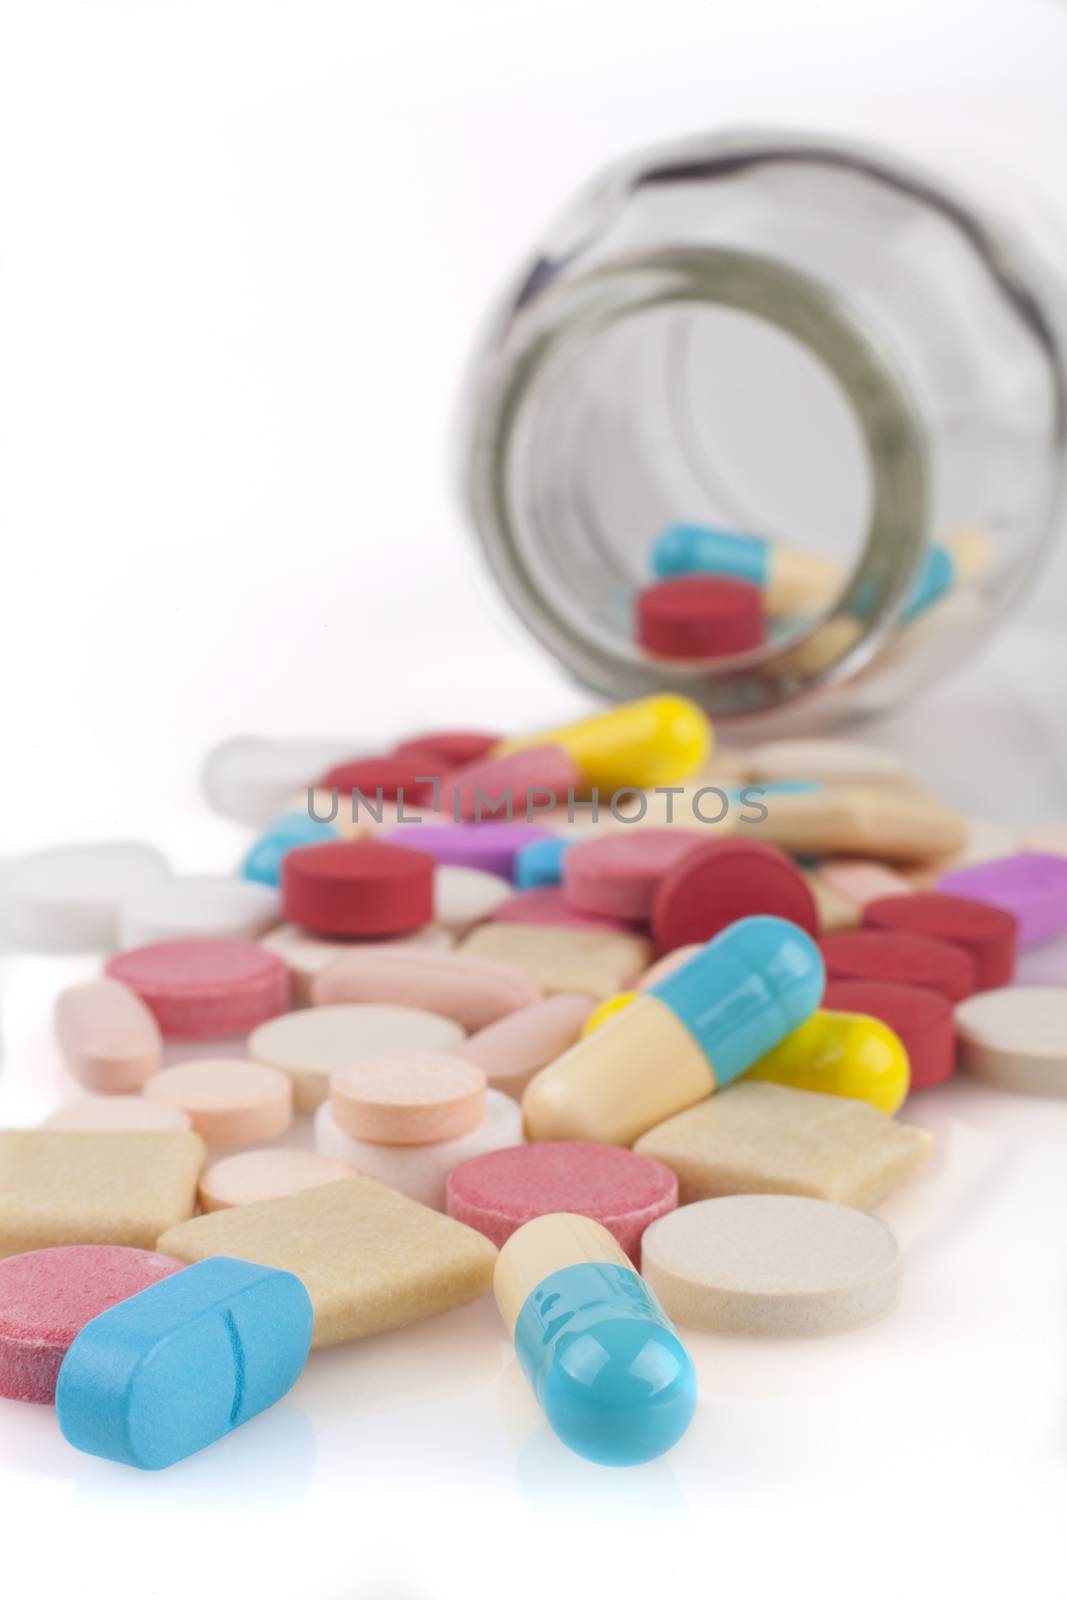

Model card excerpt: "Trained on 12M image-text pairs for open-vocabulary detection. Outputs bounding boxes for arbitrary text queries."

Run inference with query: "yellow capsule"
[746,1009,910,1115]
[494,695,712,791]
[580,991,638,1037]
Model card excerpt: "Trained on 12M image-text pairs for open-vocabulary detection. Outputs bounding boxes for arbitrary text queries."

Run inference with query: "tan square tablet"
[0,1131,205,1258]
[458,923,652,1000]
[157,1175,498,1347]
[633,1081,932,1211]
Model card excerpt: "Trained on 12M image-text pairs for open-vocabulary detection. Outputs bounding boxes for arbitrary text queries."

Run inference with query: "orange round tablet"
[142,1058,293,1146]
[198,1149,356,1211]
[330,1051,486,1146]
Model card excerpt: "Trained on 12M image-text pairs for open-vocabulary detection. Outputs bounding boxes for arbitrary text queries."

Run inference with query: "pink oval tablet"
[198,1148,356,1211]
[489,887,647,936]
[330,1051,486,1146]
[458,994,596,1098]
[54,977,162,1093]
[436,745,582,823]
[563,830,700,921]
[310,946,540,1031]
[142,1058,293,1145]
[104,939,291,1039]
[42,1095,192,1132]
[446,1141,678,1260]
[0,1245,182,1403]
[816,859,914,907]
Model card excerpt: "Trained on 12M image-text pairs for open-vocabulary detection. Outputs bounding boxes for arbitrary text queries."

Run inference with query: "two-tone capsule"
[495,1213,697,1466]
[494,694,713,792]
[522,914,825,1146]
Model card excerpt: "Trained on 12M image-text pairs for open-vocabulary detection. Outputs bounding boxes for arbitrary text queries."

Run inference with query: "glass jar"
[461,129,1067,731]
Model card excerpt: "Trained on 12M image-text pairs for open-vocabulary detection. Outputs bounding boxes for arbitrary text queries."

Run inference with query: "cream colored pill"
[331,1052,486,1146]
[640,1195,901,1336]
[310,947,540,1031]
[636,945,703,990]
[43,1095,192,1132]
[142,1059,293,1146]
[198,1149,356,1211]
[54,978,163,1093]
[261,922,454,1004]
[744,739,906,784]
[434,866,514,934]
[955,987,1067,1095]
[249,1004,467,1111]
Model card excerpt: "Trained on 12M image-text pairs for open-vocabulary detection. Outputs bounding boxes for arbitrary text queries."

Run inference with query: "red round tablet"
[637,576,764,659]
[282,839,434,937]
[0,1245,183,1403]
[564,830,700,921]
[445,1142,677,1260]
[820,929,976,1003]
[862,892,1016,990]
[392,731,502,769]
[652,838,819,951]
[315,756,438,804]
[105,939,290,1038]
[824,978,956,1089]
[490,886,647,936]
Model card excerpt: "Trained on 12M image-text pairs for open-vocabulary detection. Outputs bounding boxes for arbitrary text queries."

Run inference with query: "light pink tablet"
[43,1095,192,1132]
[198,1149,356,1211]
[54,978,163,1093]
[816,859,914,907]
[310,946,540,1031]
[563,830,700,920]
[458,994,596,1098]
[142,1058,293,1145]
[330,1051,486,1146]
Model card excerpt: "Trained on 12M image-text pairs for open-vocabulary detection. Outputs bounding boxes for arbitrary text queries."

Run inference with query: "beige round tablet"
[955,986,1067,1095]
[641,1195,901,1337]
[331,1052,486,1146]
[43,1094,193,1132]
[198,1148,356,1210]
[142,1058,293,1145]
[248,1003,467,1112]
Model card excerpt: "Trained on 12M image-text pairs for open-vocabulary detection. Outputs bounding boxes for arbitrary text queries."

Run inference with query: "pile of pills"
[3,693,1065,1469]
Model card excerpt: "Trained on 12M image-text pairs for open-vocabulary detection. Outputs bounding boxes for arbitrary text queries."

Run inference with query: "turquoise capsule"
[496,1215,697,1467]
[242,810,339,887]
[514,836,574,889]
[653,523,770,586]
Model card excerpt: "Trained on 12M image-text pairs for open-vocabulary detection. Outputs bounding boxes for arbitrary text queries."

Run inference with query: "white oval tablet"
[955,986,1067,1095]
[119,875,280,948]
[745,739,904,784]
[641,1195,901,1337]
[6,842,170,951]
[248,1003,466,1111]
[201,736,364,823]
[43,1095,193,1132]
[434,867,514,935]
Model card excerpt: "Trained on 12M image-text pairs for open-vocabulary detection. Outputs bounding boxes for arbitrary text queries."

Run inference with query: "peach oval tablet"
[198,1149,356,1211]
[310,947,541,1032]
[142,1058,293,1146]
[260,922,454,1005]
[331,1052,487,1145]
[43,1096,192,1132]
[54,978,163,1093]
[457,994,596,1098]
[248,1004,467,1112]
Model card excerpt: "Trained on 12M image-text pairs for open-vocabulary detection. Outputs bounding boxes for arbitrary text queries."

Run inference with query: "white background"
[2,2,1067,1597]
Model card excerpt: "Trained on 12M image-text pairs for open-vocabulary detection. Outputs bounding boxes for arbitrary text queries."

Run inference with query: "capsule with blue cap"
[494,1212,697,1466]
[522,914,825,1146]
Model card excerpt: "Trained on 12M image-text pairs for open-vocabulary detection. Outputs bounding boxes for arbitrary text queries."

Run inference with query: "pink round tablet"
[446,1141,678,1260]
[653,837,819,950]
[331,1051,487,1146]
[862,892,1016,990]
[104,939,291,1039]
[198,1149,356,1211]
[820,929,977,1003]
[436,745,582,824]
[0,1245,183,1403]
[142,1058,293,1145]
[489,887,646,936]
[563,830,699,920]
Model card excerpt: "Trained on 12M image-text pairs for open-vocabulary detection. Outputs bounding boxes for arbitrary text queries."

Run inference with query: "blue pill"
[514,836,574,889]
[56,1256,313,1470]
[241,810,339,887]
[652,523,770,587]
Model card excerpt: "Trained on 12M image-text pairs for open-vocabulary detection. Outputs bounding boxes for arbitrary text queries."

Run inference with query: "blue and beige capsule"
[495,1213,697,1467]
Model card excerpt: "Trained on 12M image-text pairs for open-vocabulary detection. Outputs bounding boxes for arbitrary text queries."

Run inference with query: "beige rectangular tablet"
[0,1130,205,1257]
[458,923,653,999]
[157,1175,498,1347]
[634,1081,932,1211]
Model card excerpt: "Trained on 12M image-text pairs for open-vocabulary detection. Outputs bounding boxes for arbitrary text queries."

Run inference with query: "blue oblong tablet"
[241,811,339,887]
[55,1256,313,1470]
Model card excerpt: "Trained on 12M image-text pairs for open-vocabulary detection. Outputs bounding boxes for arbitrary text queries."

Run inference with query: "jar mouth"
[466,244,928,719]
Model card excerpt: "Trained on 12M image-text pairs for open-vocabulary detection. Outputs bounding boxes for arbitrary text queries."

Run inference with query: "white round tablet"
[201,736,364,823]
[5,842,170,952]
[248,1003,466,1111]
[641,1195,901,1337]
[955,986,1067,1095]
[119,875,280,948]
[434,866,513,935]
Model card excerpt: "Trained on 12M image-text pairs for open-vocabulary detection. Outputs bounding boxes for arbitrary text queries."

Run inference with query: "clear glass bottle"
[462,130,1067,731]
